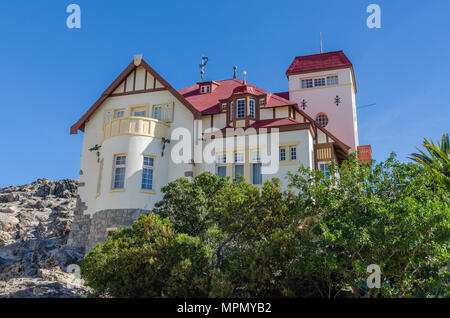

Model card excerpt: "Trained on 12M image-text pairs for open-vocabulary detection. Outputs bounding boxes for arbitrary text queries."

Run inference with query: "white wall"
[288,68,358,151]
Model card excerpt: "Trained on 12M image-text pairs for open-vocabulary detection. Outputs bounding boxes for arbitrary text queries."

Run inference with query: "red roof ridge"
[291,50,345,60]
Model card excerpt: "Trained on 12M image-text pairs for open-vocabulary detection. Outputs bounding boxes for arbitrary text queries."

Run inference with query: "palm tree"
[409,133,450,191]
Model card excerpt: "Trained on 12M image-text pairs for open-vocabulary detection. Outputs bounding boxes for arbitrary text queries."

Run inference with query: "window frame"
[236,98,246,119]
[316,113,329,128]
[233,164,244,181]
[249,99,255,119]
[141,155,156,192]
[280,148,286,161]
[217,165,227,178]
[111,154,127,190]
[319,162,331,179]
[326,75,339,86]
[251,163,262,185]
[290,147,297,160]
[152,105,162,121]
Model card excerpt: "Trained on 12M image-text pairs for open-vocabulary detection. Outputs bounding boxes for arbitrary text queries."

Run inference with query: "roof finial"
[134,54,143,66]
[199,56,209,82]
[243,71,247,84]
[233,66,237,79]
[320,32,323,53]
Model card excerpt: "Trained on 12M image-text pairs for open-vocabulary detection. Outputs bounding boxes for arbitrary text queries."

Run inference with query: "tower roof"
[286,51,352,75]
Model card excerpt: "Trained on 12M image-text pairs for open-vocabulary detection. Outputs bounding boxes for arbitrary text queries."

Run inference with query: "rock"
[0,214,19,232]
[0,206,18,214]
[0,193,19,203]
[0,178,88,298]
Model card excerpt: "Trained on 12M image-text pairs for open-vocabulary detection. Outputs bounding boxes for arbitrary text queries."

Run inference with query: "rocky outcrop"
[0,179,89,298]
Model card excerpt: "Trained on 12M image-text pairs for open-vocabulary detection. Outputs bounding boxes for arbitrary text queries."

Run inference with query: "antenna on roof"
[233,66,238,79]
[199,56,209,82]
[320,32,323,53]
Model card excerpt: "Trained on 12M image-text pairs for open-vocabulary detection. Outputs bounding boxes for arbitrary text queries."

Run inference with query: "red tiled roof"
[249,117,301,128]
[286,51,352,75]
[178,79,296,115]
[274,91,289,100]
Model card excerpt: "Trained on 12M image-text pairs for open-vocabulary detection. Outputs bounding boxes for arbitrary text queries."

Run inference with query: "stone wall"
[66,196,90,254]
[86,208,150,251]
[66,197,151,254]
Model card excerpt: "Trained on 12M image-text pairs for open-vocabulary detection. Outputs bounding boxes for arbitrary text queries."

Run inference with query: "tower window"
[141,156,155,191]
[327,76,339,86]
[237,99,246,118]
[316,113,329,128]
[314,78,326,87]
[112,155,126,189]
[301,79,313,88]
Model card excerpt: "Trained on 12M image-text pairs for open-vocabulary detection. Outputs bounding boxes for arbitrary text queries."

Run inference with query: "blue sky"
[0,1,449,187]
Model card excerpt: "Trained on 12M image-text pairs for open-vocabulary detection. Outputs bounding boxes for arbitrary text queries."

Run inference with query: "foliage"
[288,154,449,297]
[79,214,211,298]
[81,155,449,298]
[410,133,450,191]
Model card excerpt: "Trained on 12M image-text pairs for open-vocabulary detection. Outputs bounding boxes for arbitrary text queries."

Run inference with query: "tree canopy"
[80,154,449,298]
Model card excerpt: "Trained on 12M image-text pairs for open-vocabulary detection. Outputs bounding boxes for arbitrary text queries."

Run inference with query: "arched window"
[316,113,329,128]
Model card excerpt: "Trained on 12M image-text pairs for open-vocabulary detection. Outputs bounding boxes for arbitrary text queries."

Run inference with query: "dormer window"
[237,99,246,118]
[249,99,255,118]
[222,103,227,110]
[259,98,265,106]
[200,85,211,94]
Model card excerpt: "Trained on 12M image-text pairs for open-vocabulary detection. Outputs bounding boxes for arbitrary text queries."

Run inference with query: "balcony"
[103,117,169,141]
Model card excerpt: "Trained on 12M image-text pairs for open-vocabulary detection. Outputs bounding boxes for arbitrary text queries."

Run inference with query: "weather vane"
[199,56,209,82]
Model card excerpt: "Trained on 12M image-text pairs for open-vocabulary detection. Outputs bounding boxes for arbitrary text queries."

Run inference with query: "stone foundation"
[67,196,151,254]
[86,208,150,251]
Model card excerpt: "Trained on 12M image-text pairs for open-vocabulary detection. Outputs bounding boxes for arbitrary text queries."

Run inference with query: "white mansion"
[67,51,371,252]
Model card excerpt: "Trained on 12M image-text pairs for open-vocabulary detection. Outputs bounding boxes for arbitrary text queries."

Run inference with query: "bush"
[80,214,211,297]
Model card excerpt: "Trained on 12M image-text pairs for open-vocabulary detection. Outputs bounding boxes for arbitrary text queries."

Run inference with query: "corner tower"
[285,51,359,152]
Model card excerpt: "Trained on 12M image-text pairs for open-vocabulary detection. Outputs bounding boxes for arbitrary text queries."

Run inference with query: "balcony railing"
[103,117,170,141]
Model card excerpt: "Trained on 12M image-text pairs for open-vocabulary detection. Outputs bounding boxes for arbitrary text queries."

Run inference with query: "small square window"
[222,103,227,110]
[259,98,265,105]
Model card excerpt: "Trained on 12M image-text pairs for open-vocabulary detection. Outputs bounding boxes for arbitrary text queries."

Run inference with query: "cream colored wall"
[78,89,194,216]
[288,68,358,151]
[198,129,313,189]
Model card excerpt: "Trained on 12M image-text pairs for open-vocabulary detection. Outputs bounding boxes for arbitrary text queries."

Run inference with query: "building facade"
[67,52,370,253]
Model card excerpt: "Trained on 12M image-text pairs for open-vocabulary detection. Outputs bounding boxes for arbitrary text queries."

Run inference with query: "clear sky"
[0,1,449,187]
